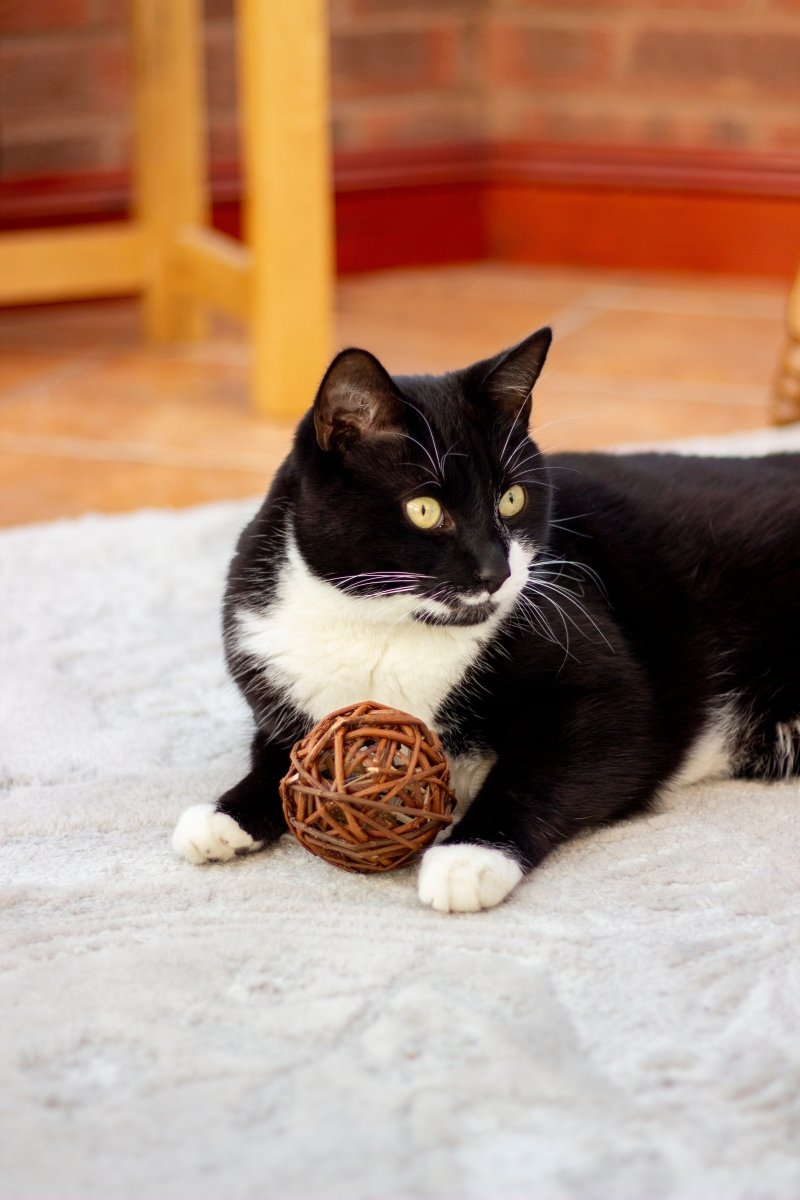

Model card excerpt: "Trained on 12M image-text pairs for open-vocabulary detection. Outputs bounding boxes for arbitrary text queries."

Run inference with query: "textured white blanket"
[2,426,800,1200]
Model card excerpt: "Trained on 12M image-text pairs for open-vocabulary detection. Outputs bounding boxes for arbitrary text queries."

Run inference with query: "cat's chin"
[412,599,497,627]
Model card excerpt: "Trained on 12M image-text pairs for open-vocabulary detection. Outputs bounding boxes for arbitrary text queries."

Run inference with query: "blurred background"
[1,0,799,526]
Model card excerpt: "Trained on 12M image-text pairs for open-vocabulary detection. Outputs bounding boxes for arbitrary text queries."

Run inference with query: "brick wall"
[485,0,800,155]
[3,0,797,184]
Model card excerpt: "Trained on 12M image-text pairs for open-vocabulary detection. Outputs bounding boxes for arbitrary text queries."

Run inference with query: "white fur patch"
[233,532,533,731]
[172,803,263,865]
[446,751,496,808]
[668,708,736,789]
[417,844,523,913]
[774,717,800,778]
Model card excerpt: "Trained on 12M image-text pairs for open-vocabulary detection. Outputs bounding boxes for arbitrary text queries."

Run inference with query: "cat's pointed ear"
[313,348,405,452]
[479,327,552,424]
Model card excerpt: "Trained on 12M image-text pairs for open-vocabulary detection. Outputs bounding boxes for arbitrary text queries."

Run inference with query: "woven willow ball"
[280,701,456,874]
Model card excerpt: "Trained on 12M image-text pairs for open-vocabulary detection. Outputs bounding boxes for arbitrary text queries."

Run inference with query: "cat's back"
[549,450,800,554]
[545,450,800,714]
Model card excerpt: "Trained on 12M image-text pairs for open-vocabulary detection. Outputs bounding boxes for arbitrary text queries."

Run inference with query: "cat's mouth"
[413,591,497,627]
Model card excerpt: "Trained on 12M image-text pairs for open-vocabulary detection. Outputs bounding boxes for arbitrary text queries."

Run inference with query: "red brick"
[208,118,241,163]
[332,26,462,99]
[485,20,613,88]
[202,0,235,18]
[0,128,125,176]
[336,97,483,149]
[0,34,130,120]
[205,22,238,114]
[628,29,800,96]
[352,0,485,12]
[0,0,94,34]
[495,97,760,152]
[500,0,748,8]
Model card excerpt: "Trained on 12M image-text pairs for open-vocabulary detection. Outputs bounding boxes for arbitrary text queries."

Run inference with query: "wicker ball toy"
[279,701,456,873]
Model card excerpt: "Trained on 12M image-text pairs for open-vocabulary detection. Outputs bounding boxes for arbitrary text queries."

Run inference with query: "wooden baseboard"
[2,142,799,279]
[486,142,800,278]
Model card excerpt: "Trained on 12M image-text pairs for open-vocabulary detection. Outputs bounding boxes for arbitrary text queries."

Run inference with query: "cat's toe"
[417,843,523,913]
[172,802,264,865]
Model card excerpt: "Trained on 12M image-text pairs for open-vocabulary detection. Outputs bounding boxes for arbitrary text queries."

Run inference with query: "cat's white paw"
[417,843,523,913]
[172,802,264,865]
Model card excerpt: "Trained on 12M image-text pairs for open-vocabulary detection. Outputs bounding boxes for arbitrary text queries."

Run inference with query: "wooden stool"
[773,269,800,424]
[0,0,333,420]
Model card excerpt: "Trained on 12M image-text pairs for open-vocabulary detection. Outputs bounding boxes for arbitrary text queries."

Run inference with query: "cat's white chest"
[233,539,495,731]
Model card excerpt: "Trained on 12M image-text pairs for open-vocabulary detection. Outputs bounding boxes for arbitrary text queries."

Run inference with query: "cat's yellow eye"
[498,485,527,519]
[405,496,443,530]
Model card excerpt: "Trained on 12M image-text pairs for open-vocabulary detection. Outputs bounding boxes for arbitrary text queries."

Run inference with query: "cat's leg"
[417,772,534,914]
[172,730,289,864]
[419,705,655,913]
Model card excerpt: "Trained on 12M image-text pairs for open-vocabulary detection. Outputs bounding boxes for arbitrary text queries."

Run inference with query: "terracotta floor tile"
[555,309,783,386]
[0,450,266,527]
[0,352,80,395]
[531,390,767,452]
[0,262,791,528]
[0,298,140,354]
[0,361,295,469]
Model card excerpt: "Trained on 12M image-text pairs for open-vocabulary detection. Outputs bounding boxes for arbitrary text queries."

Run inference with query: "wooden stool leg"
[773,269,800,425]
[131,0,209,341]
[238,0,334,419]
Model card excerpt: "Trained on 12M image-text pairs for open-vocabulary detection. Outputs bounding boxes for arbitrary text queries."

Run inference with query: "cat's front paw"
[417,843,523,913]
[172,802,264,865]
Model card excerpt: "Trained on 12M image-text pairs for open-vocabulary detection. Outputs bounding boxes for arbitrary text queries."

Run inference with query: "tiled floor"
[0,262,790,527]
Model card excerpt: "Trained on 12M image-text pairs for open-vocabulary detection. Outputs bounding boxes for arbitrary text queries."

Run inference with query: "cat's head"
[291,328,553,627]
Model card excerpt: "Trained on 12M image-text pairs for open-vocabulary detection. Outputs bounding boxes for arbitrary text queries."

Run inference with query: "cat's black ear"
[314,348,405,452]
[479,327,552,424]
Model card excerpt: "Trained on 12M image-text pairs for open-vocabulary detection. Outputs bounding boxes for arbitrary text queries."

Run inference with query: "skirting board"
[2,142,799,278]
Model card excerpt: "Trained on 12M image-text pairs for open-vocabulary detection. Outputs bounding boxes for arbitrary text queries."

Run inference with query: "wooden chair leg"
[772,270,800,425]
[237,0,334,419]
[131,0,209,342]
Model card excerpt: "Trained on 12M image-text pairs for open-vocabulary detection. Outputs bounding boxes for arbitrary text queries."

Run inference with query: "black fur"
[216,328,800,877]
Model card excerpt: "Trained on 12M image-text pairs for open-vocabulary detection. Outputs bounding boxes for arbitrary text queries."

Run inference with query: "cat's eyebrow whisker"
[398,476,441,498]
[401,399,448,481]
[498,394,533,467]
[513,475,557,493]
[502,436,538,474]
[399,432,443,483]
[440,444,468,474]
[505,447,545,474]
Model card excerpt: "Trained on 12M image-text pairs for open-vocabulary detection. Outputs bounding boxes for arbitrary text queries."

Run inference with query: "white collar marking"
[233,533,532,730]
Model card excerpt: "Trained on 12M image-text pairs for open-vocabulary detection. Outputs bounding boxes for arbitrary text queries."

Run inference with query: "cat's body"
[173,329,800,911]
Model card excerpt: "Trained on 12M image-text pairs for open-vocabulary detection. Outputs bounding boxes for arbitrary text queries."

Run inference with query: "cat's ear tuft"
[479,327,552,424]
[313,349,405,452]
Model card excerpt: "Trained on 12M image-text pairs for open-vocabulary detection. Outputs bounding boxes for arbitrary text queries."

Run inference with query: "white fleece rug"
[2,425,800,1200]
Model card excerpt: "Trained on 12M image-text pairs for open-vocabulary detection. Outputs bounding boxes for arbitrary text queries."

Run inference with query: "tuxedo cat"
[173,328,800,912]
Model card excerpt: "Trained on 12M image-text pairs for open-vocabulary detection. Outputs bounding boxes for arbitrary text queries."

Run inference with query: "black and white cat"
[173,328,800,912]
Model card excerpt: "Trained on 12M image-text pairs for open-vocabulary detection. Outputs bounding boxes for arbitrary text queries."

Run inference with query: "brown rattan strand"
[287,782,453,823]
[279,701,456,873]
[286,818,448,871]
[286,757,450,800]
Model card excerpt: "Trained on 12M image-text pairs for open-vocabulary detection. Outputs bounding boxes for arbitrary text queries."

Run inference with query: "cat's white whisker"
[498,395,533,467]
